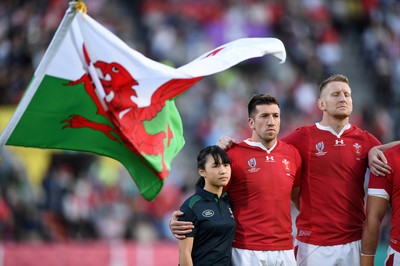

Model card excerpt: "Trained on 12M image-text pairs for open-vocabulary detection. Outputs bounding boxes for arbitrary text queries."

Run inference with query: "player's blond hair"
[319,74,349,94]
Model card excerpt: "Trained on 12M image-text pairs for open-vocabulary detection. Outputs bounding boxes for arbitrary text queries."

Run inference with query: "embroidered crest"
[353,143,362,156]
[282,158,291,171]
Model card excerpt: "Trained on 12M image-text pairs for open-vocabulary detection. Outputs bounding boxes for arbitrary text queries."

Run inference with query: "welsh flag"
[0,2,286,201]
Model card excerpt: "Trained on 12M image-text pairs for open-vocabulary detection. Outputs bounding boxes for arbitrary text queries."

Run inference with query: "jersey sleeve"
[281,131,304,188]
[365,131,382,151]
[281,127,307,152]
[368,147,395,200]
[224,147,237,192]
[179,202,198,237]
[292,146,302,187]
[368,172,391,200]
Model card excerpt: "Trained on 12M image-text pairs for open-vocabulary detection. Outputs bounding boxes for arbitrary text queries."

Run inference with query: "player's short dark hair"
[248,94,280,118]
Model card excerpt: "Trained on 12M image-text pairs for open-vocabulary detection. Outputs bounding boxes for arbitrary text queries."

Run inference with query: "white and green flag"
[0,1,286,201]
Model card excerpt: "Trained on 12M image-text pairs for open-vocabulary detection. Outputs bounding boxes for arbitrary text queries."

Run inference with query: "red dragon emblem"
[63,45,202,179]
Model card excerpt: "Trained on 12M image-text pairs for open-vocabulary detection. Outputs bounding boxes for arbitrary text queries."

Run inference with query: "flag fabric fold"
[0,2,286,201]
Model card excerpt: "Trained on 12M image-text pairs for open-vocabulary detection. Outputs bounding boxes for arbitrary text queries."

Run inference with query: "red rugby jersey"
[226,139,301,250]
[368,144,400,252]
[282,123,381,246]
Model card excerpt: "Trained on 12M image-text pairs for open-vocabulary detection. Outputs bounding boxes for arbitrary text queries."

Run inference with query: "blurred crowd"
[0,0,397,244]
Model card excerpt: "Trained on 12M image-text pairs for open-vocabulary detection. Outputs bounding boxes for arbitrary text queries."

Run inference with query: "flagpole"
[75,14,109,111]
[0,2,80,149]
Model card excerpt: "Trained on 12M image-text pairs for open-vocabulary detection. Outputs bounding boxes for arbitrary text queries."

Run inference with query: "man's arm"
[361,195,389,266]
[169,211,194,240]
[369,141,400,176]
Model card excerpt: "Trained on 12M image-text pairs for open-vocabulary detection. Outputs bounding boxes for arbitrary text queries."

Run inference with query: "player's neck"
[319,116,349,134]
[250,135,277,149]
[262,139,277,150]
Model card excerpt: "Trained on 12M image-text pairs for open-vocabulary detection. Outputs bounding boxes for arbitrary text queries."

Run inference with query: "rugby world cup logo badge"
[248,158,260,173]
[315,141,327,156]
[248,158,256,168]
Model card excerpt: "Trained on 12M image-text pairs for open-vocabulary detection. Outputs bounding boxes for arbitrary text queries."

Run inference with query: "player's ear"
[317,98,325,111]
[248,117,255,130]
[198,168,206,177]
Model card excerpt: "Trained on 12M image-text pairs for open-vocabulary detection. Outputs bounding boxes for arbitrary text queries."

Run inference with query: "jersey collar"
[196,187,227,201]
[315,122,351,138]
[244,139,277,154]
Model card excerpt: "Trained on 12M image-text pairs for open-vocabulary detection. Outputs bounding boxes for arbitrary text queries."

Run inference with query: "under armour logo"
[335,139,345,146]
[266,156,275,162]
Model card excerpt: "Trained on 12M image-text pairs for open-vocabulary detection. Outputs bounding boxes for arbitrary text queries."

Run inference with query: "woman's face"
[199,154,231,188]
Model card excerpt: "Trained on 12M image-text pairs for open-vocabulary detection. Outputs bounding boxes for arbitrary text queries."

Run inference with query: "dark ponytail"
[196,176,206,188]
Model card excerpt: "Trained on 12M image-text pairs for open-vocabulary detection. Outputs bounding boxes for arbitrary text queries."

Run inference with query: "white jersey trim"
[368,188,389,200]
[244,139,277,154]
[315,123,351,138]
